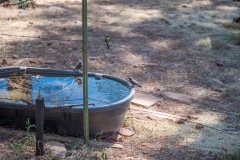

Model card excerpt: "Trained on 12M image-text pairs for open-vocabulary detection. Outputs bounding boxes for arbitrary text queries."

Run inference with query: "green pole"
[82,0,89,144]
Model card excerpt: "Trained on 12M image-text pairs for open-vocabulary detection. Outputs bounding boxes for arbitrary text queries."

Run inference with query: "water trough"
[0,67,134,137]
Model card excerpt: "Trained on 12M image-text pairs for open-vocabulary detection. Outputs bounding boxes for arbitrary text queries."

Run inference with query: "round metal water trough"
[0,67,134,137]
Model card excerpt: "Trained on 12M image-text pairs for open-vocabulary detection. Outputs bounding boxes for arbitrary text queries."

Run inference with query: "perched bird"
[233,16,240,23]
[94,74,102,80]
[128,77,142,88]
[74,61,82,71]
[74,77,83,87]
[104,35,110,49]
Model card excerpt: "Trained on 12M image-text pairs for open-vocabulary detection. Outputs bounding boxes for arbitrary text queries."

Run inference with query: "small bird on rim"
[94,74,102,80]
[105,35,110,49]
[73,61,82,71]
[128,77,142,88]
[74,77,82,87]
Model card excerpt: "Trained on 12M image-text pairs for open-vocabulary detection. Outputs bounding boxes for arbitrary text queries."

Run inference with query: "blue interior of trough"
[0,67,134,137]
[0,76,130,107]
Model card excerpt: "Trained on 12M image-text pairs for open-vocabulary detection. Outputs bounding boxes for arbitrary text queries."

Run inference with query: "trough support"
[82,0,89,144]
[35,91,45,156]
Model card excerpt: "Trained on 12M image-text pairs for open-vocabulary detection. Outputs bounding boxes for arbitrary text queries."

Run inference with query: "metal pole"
[82,0,89,144]
[35,91,45,156]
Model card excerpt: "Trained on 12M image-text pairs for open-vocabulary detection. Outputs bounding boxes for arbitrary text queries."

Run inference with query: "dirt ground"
[0,0,240,159]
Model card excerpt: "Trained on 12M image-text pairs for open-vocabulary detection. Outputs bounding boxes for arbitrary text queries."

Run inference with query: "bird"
[73,61,82,71]
[74,77,82,87]
[94,74,102,80]
[233,16,240,23]
[128,77,142,88]
[104,35,110,49]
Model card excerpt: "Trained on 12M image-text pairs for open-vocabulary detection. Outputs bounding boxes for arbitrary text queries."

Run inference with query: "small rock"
[18,10,31,17]
[147,115,158,120]
[28,58,38,63]
[111,143,124,149]
[215,61,224,67]
[47,141,67,159]
[75,21,82,25]
[156,101,161,107]
[172,118,185,124]
[2,58,8,65]
[133,65,138,68]
[118,128,135,137]
[162,92,193,104]
[47,42,52,46]
[195,124,204,130]
[154,87,161,92]
[106,132,123,142]
[12,55,19,59]
[45,60,57,64]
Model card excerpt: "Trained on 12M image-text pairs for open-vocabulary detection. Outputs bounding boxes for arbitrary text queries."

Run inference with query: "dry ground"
[0,0,240,159]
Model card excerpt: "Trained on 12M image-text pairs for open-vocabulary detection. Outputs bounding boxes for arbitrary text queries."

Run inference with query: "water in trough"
[0,75,130,107]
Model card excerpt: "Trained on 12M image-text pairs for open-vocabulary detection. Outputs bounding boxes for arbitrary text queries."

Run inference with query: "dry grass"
[0,0,240,159]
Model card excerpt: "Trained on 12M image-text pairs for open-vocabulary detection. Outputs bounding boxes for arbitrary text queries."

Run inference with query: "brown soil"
[0,0,240,159]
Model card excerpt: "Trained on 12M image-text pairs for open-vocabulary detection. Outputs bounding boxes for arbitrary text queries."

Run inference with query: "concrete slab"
[131,92,159,108]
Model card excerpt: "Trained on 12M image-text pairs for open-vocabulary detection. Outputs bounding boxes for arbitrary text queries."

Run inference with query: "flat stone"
[131,92,159,108]
[162,92,193,104]
[118,128,135,137]
[47,141,67,159]
[2,58,8,65]
[12,55,19,59]
[111,143,124,149]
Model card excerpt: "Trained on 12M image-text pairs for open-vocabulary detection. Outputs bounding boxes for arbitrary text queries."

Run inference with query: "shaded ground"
[0,0,240,159]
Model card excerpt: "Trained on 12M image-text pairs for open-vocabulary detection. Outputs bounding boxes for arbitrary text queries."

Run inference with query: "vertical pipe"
[35,91,45,156]
[82,0,89,144]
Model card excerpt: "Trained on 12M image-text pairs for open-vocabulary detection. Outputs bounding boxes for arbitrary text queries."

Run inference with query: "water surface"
[0,75,130,108]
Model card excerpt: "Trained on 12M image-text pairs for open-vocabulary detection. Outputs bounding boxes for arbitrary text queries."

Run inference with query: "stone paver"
[131,92,159,108]
[162,92,193,104]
